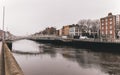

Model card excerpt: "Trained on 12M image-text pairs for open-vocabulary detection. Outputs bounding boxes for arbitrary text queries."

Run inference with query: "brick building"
[100,13,120,41]
[42,27,56,35]
[62,25,70,36]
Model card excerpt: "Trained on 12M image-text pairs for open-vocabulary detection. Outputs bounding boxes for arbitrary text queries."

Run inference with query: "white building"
[69,25,81,38]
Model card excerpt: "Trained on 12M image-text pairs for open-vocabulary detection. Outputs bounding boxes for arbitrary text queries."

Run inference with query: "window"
[106,31,108,34]
[102,23,104,25]
[70,27,74,32]
[109,21,112,24]
[110,30,112,34]
[102,27,104,30]
[116,15,119,21]
[75,28,78,32]
[110,26,112,29]
[106,26,108,30]
[102,19,104,22]
[106,22,108,25]
[109,18,112,21]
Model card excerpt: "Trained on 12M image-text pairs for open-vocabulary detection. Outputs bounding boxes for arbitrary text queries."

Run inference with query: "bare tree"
[86,19,92,33]
[91,19,100,38]
[78,19,86,26]
[78,19,88,35]
[91,20,100,32]
[77,19,100,38]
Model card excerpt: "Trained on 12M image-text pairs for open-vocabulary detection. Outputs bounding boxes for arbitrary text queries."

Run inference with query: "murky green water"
[12,39,120,75]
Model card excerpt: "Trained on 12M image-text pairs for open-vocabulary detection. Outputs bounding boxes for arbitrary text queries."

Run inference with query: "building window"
[102,23,104,25]
[102,27,104,30]
[110,30,112,34]
[109,18,112,21]
[106,22,108,25]
[116,15,119,21]
[102,19,104,22]
[109,21,112,24]
[106,26,108,30]
[75,28,78,32]
[106,31,108,34]
[110,26,112,29]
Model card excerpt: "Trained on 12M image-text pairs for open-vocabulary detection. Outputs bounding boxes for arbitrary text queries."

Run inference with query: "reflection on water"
[13,40,41,52]
[12,39,120,75]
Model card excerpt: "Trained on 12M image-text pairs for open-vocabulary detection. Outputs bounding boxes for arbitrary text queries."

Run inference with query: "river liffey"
[12,39,120,75]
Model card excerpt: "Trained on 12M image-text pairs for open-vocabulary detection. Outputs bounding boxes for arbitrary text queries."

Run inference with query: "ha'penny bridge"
[0,35,61,75]
[0,35,59,75]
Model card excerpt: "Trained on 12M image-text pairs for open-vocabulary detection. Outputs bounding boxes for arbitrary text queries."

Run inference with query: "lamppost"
[2,6,5,41]
[1,1,5,75]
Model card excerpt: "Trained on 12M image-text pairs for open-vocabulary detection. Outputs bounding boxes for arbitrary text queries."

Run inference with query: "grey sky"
[0,0,119,36]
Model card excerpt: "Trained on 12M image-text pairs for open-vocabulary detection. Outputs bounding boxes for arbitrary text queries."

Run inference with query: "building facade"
[69,25,81,38]
[62,25,70,36]
[100,13,120,41]
[58,29,62,36]
[42,27,56,35]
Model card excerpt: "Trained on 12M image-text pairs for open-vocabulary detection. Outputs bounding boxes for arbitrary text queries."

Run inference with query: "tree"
[91,20,100,38]
[78,19,87,35]
[77,19,100,38]
[86,19,92,33]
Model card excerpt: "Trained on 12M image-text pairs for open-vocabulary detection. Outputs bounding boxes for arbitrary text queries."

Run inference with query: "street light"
[2,6,5,41]
[1,3,6,75]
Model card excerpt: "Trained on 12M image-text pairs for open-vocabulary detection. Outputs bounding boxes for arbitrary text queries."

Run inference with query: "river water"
[12,39,120,75]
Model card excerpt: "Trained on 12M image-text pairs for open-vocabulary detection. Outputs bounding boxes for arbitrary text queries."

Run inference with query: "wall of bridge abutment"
[6,41,12,51]
[1,42,24,75]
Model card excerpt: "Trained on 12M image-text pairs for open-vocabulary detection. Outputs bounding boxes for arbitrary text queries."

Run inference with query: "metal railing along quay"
[1,41,24,75]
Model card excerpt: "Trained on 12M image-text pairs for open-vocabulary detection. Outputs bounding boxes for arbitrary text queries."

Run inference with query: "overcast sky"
[0,0,119,36]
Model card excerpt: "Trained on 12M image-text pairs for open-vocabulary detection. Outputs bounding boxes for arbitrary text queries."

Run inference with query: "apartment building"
[100,13,120,41]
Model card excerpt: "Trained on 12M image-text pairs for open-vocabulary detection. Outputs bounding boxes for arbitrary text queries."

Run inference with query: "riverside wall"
[31,38,120,52]
[3,42,24,75]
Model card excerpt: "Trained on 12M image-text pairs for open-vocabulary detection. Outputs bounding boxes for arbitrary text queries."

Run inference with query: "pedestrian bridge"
[0,41,24,75]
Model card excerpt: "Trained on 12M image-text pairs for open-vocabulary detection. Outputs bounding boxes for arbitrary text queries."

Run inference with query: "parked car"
[62,36,67,39]
[79,36,89,39]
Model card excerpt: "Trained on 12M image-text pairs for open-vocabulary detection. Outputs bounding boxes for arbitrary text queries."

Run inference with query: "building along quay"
[26,13,120,53]
[27,35,120,52]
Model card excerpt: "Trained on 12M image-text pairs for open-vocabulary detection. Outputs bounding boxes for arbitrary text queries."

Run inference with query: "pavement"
[0,42,2,75]
[4,43,24,75]
[0,42,24,75]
